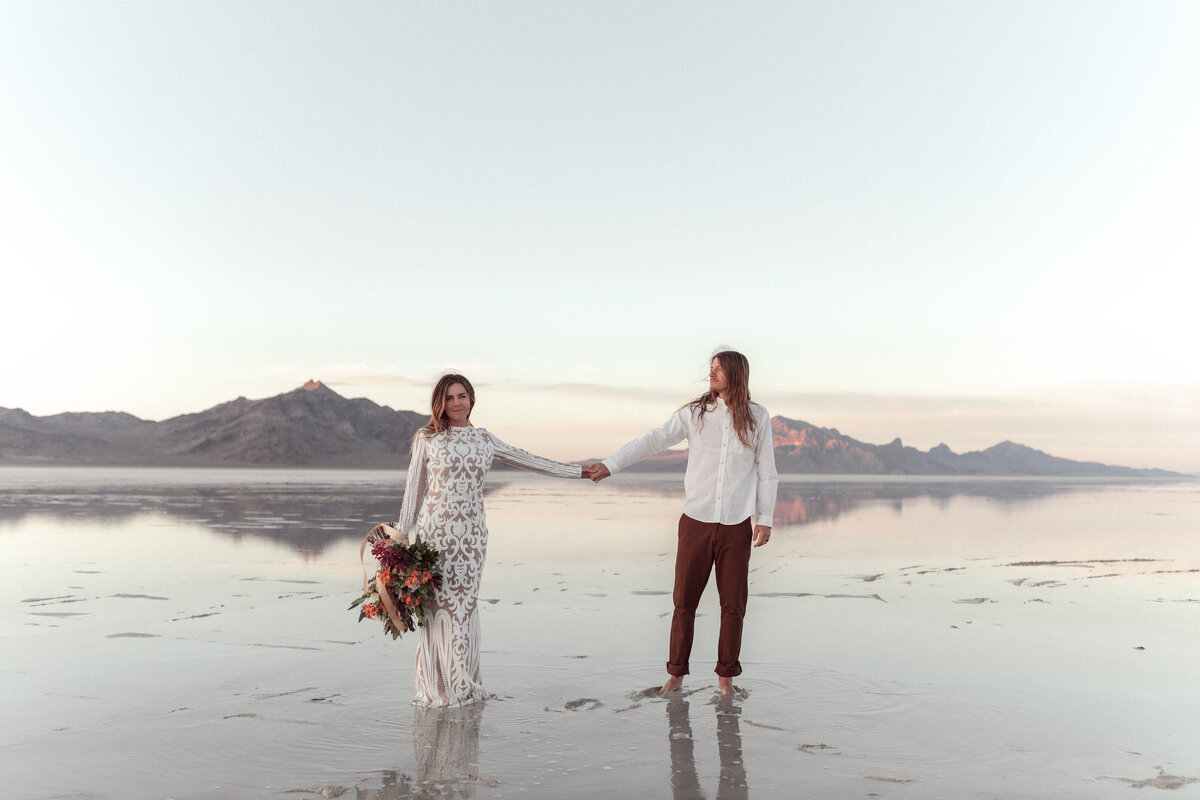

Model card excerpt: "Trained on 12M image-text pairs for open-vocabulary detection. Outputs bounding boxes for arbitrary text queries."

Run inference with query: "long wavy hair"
[418,373,476,438]
[688,350,757,448]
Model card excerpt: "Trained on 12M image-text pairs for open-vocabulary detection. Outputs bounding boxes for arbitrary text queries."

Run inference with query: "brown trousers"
[667,514,753,678]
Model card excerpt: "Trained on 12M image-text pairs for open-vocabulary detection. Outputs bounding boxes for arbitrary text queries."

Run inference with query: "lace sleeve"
[486,431,583,479]
[398,433,430,536]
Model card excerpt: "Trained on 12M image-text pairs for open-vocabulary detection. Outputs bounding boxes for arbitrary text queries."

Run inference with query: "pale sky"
[2,2,1198,473]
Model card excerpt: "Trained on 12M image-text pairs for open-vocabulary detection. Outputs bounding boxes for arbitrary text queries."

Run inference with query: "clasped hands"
[580,463,610,482]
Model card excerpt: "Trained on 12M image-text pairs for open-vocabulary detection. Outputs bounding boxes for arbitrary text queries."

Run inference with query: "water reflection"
[357,703,486,799]
[768,478,1107,527]
[0,468,1149,555]
[668,695,748,800]
[0,478,403,555]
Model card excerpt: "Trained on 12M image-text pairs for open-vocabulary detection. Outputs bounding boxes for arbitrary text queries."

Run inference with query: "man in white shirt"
[586,350,778,695]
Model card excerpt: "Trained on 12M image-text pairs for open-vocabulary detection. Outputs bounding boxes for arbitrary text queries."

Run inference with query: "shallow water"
[1,468,1198,798]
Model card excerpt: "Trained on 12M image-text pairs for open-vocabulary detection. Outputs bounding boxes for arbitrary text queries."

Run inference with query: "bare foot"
[718,677,735,695]
[659,675,684,694]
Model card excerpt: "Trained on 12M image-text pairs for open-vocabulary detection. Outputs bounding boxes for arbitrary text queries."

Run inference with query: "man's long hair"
[688,350,757,448]
[418,373,476,438]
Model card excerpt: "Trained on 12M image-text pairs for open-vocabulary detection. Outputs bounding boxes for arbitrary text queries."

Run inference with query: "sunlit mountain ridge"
[0,382,1184,477]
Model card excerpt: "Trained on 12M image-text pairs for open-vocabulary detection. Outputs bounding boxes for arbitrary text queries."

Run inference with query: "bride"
[394,373,585,707]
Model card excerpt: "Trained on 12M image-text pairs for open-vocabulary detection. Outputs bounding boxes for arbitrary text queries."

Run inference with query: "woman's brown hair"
[418,373,476,438]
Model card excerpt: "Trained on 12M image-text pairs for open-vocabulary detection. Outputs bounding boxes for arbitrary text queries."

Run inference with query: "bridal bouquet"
[351,526,443,640]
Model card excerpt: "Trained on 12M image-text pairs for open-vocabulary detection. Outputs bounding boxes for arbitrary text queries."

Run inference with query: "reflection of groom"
[667,696,749,800]
[586,350,778,695]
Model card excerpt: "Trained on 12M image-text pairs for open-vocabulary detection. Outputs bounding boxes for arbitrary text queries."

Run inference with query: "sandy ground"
[1,470,1198,798]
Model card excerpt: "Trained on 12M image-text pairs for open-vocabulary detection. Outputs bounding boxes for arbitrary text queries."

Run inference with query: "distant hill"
[0,380,425,468]
[761,416,1183,478]
[0,384,1185,477]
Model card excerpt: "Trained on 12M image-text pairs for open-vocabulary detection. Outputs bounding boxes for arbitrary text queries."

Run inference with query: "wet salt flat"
[1,468,1198,799]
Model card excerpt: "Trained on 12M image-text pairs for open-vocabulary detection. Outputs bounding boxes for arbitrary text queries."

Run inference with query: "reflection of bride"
[667,696,748,800]
[356,703,489,800]
[412,704,487,792]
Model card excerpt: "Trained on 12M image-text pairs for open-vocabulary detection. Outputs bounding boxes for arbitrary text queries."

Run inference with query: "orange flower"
[378,568,392,585]
[421,571,433,584]
[403,595,414,606]
[363,603,379,619]
[406,570,420,588]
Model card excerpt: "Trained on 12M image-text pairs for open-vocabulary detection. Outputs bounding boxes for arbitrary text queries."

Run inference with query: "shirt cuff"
[754,514,773,528]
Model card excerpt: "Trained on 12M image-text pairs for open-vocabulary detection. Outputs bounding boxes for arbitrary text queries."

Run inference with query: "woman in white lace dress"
[397,373,584,707]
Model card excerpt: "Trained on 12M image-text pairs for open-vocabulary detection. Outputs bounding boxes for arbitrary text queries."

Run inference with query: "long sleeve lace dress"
[398,425,582,707]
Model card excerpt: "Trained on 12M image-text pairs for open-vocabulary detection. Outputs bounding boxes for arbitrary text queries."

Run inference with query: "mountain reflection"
[0,475,405,556]
[583,476,1112,527]
[0,470,1121,555]
[767,478,1099,526]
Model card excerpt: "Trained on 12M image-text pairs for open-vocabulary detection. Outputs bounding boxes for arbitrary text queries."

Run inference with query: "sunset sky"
[2,3,1197,473]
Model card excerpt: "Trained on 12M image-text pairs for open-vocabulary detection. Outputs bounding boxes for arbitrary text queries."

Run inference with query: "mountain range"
[0,381,1184,477]
[0,380,425,468]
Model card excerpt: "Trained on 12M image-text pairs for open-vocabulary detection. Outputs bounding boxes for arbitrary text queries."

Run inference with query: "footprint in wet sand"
[564,697,603,710]
[1103,766,1198,789]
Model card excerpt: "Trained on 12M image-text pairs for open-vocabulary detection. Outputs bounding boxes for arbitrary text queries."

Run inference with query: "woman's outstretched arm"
[486,431,585,479]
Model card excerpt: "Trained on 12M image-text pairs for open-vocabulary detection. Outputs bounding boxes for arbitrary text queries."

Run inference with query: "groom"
[585,350,777,695]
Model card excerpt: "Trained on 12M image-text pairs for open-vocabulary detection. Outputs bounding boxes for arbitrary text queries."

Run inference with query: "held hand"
[588,463,611,483]
[753,525,771,547]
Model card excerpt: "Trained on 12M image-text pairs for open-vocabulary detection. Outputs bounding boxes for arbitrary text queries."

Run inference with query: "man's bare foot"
[659,675,684,694]
[718,676,735,695]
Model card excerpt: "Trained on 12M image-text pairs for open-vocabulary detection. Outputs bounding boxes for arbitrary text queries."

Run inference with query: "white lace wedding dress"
[398,425,581,707]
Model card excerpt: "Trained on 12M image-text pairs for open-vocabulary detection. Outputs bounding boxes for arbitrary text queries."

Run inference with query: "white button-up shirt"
[602,399,778,527]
